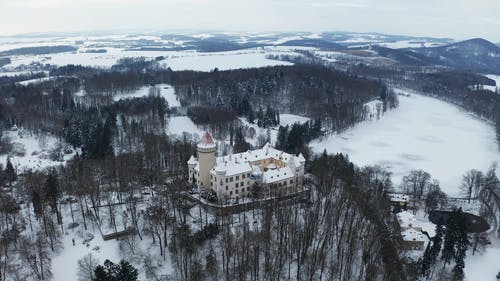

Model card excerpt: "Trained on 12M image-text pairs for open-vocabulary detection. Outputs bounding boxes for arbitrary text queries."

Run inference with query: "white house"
[188,131,306,201]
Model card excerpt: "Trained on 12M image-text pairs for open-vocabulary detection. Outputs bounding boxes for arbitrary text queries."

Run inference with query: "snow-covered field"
[279,114,310,127]
[3,46,294,71]
[164,50,292,71]
[167,116,203,138]
[310,90,500,196]
[113,84,180,107]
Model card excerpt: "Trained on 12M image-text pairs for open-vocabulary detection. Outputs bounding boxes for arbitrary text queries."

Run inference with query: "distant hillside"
[0,45,77,56]
[412,38,500,74]
[371,46,437,66]
[279,39,342,50]
[0,57,10,67]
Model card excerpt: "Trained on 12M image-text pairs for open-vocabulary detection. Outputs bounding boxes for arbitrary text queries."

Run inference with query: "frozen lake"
[310,90,500,196]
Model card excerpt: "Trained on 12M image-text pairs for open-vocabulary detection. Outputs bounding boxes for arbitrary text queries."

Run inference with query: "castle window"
[242,174,245,179]
[226,186,228,190]
[230,177,233,182]
[226,178,228,183]
[230,191,233,195]
[236,189,239,194]
[241,182,244,187]
[236,175,239,180]
[290,180,293,184]
[236,183,239,188]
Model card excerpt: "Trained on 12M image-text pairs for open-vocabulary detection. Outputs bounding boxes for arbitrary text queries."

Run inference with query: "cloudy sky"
[0,0,499,41]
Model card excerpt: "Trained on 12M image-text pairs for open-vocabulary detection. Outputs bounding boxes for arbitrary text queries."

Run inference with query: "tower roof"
[198,131,216,148]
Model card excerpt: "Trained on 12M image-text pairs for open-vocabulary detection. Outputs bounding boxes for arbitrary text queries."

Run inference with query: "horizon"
[1,0,499,42]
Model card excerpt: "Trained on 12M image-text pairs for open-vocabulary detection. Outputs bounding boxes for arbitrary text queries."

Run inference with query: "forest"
[1,54,498,281]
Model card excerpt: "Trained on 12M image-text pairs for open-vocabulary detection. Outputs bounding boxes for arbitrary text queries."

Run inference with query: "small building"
[388,193,409,211]
[188,132,306,202]
[400,228,427,251]
[396,211,428,251]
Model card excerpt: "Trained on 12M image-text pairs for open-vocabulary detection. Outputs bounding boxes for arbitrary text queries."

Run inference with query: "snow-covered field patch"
[279,114,310,127]
[0,129,76,172]
[113,84,180,107]
[310,91,500,196]
[484,74,500,93]
[167,116,203,138]
[164,50,293,71]
[52,226,121,281]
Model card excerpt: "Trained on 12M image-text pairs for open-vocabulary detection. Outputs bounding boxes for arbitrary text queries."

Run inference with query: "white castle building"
[188,132,306,201]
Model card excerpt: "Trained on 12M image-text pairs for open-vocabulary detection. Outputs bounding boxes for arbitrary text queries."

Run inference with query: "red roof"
[199,131,215,146]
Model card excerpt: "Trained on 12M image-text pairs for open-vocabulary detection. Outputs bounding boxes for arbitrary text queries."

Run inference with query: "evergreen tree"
[116,260,139,281]
[276,126,288,150]
[92,259,138,281]
[453,211,469,281]
[45,168,60,212]
[430,225,444,262]
[421,244,433,276]
[4,157,16,186]
[442,217,457,267]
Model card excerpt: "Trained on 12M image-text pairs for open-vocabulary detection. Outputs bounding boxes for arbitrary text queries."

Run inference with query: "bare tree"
[77,253,99,281]
[460,169,483,203]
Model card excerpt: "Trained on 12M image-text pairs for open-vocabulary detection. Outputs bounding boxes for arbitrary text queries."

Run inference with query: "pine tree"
[452,211,469,281]
[45,168,60,212]
[430,225,444,262]
[276,126,288,150]
[4,157,16,186]
[92,259,138,281]
[421,244,433,276]
[116,260,138,281]
[442,214,457,267]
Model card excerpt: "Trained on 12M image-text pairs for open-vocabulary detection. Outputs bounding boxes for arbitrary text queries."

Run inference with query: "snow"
[465,237,500,281]
[310,90,500,196]
[376,40,446,49]
[0,129,75,172]
[16,75,76,86]
[167,116,203,137]
[52,226,121,281]
[279,114,310,127]
[113,84,181,107]
[484,74,500,93]
[163,50,293,71]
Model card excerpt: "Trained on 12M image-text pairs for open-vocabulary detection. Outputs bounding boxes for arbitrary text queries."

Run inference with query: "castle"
[187,132,306,202]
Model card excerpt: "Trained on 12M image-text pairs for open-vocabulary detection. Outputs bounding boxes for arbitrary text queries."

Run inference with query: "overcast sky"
[0,0,499,41]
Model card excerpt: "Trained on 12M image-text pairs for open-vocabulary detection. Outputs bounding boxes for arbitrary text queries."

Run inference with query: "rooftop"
[198,131,216,148]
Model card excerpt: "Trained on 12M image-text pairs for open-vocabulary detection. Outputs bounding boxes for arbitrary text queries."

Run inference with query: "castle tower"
[197,131,216,189]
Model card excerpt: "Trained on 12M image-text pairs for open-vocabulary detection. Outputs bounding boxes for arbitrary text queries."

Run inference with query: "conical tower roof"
[198,131,216,149]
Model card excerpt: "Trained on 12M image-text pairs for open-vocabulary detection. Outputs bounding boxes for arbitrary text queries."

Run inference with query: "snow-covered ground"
[0,129,76,172]
[167,116,203,138]
[484,74,500,93]
[113,84,180,107]
[3,46,294,71]
[465,236,500,281]
[163,50,292,71]
[52,225,121,281]
[279,114,310,127]
[310,90,500,196]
